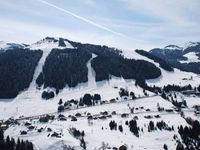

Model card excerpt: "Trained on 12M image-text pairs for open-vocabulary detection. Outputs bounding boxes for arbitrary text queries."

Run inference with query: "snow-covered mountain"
[29,37,74,50]
[183,41,200,50]
[164,45,183,51]
[0,41,25,51]
[0,37,200,150]
[183,42,200,55]
[150,42,200,74]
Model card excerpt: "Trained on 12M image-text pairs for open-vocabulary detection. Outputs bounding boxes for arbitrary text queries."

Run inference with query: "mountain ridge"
[0,37,199,99]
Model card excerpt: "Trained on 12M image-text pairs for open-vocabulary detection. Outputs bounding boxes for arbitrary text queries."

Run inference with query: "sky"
[0,0,200,50]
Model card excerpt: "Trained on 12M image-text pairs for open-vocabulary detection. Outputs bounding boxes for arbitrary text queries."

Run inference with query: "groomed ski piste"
[1,39,200,150]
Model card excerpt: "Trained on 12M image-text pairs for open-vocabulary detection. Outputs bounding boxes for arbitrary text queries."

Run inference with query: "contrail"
[37,0,128,38]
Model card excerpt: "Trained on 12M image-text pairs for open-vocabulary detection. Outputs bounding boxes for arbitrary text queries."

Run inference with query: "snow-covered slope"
[87,53,97,87]
[164,45,183,51]
[19,37,74,94]
[5,95,196,150]
[0,38,200,150]
[1,39,200,119]
[180,52,200,63]
[0,41,25,51]
[29,37,74,50]
[122,49,200,87]
[183,41,200,50]
[0,71,151,120]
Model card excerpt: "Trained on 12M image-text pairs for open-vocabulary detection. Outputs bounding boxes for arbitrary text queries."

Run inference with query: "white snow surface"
[4,96,190,150]
[183,41,199,49]
[0,41,24,51]
[1,42,200,150]
[180,52,200,63]
[29,38,74,50]
[122,49,200,87]
[0,41,7,49]
[0,78,152,120]
[87,54,97,87]
[164,45,183,51]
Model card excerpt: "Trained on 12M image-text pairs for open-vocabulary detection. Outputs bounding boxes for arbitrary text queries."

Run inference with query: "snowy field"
[5,96,189,150]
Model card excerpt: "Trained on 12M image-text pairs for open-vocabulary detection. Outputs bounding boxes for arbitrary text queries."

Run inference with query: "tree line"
[0,48,42,98]
[135,49,174,72]
[36,48,92,90]
[0,129,34,150]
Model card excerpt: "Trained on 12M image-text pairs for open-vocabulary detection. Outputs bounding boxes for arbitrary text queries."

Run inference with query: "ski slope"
[87,53,97,87]
[0,46,200,119]
[1,40,200,150]
[122,49,200,87]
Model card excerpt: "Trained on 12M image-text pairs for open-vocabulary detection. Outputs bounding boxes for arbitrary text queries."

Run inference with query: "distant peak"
[37,37,59,44]
[183,41,200,49]
[164,45,183,51]
[30,37,74,50]
[0,41,24,51]
[0,41,6,44]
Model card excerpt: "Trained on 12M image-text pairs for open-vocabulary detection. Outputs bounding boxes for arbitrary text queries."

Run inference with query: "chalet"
[182,90,200,96]
[144,115,153,119]
[0,124,8,130]
[165,109,174,113]
[193,105,200,111]
[98,115,107,120]
[121,113,129,118]
[71,116,77,121]
[194,111,200,116]
[107,115,112,118]
[101,111,108,115]
[87,116,93,120]
[109,98,116,103]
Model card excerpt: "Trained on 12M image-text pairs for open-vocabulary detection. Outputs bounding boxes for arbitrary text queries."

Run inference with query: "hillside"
[0,37,162,99]
[149,42,200,74]
[0,37,200,150]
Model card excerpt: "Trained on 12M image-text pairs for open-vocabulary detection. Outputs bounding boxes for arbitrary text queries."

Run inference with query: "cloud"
[83,0,97,8]
[0,19,135,49]
[116,0,200,45]
[37,0,128,38]
[119,0,200,26]
[0,0,199,50]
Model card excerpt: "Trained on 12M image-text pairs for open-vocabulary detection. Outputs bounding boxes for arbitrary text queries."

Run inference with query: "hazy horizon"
[0,0,200,50]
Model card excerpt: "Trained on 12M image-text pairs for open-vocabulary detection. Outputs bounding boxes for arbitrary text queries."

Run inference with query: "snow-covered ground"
[164,45,183,51]
[183,41,199,50]
[0,41,24,51]
[122,49,200,87]
[180,52,200,63]
[29,38,74,50]
[0,48,151,120]
[1,44,200,150]
[5,96,190,150]
[0,38,75,119]
[87,53,97,87]
[0,76,151,120]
